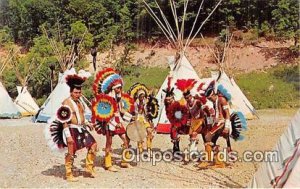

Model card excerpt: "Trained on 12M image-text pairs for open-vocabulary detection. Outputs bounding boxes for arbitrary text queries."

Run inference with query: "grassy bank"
[236,65,299,109]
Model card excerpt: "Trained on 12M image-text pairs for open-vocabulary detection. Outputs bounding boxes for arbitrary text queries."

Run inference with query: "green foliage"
[113,43,135,75]
[260,21,275,39]
[69,21,93,50]
[272,0,299,44]
[236,65,300,109]
[82,76,94,100]
[0,26,13,46]
[1,68,19,97]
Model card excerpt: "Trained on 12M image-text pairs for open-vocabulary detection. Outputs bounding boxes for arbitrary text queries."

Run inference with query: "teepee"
[248,109,300,188]
[15,86,39,116]
[9,57,40,116]
[0,56,21,119]
[143,0,223,133]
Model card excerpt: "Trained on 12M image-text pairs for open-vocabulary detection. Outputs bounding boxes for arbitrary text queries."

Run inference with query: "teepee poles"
[170,0,180,41]
[143,0,176,47]
[0,49,17,75]
[185,0,205,51]
[143,0,223,55]
[178,0,189,51]
[185,0,223,50]
[200,33,219,64]
[41,26,66,70]
[154,0,177,43]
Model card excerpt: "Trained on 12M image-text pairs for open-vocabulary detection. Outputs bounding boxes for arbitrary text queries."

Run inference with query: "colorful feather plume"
[167,76,172,91]
[204,80,216,97]
[66,74,86,88]
[197,82,206,92]
[101,73,123,93]
[93,68,121,95]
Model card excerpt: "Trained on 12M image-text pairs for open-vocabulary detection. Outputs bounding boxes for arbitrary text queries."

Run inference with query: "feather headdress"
[128,83,149,99]
[93,68,123,95]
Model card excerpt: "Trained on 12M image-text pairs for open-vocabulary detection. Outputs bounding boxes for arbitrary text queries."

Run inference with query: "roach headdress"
[175,79,197,97]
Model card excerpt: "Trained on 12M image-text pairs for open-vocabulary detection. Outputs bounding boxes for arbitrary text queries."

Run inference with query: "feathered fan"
[230,111,247,141]
[92,94,117,122]
[166,101,189,127]
[93,68,120,95]
[44,119,67,153]
[121,93,135,113]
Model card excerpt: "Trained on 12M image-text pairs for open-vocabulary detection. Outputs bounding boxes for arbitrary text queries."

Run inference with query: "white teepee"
[14,86,39,116]
[248,109,300,188]
[211,71,256,119]
[0,55,21,119]
[34,68,91,123]
[0,81,21,118]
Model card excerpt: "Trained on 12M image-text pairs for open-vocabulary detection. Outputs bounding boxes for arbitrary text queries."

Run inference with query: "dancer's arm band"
[225,119,231,129]
[222,105,229,110]
[63,128,71,138]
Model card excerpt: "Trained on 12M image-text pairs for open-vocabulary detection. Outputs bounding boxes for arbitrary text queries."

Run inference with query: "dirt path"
[0,109,298,188]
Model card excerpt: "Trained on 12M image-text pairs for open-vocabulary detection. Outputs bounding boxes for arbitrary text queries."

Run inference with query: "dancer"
[128,83,159,154]
[163,77,189,155]
[92,68,134,172]
[45,73,97,182]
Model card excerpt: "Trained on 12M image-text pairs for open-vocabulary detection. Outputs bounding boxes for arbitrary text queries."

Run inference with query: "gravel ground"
[0,109,298,188]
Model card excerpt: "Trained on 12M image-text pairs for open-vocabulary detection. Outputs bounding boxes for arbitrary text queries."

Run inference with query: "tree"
[69,20,93,51]
[272,0,299,45]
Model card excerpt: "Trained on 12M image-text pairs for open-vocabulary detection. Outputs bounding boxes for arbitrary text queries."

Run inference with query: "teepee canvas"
[248,109,300,188]
[14,86,39,116]
[34,68,91,123]
[0,81,21,119]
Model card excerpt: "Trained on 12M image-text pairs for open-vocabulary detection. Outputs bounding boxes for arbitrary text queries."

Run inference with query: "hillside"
[87,39,298,76]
